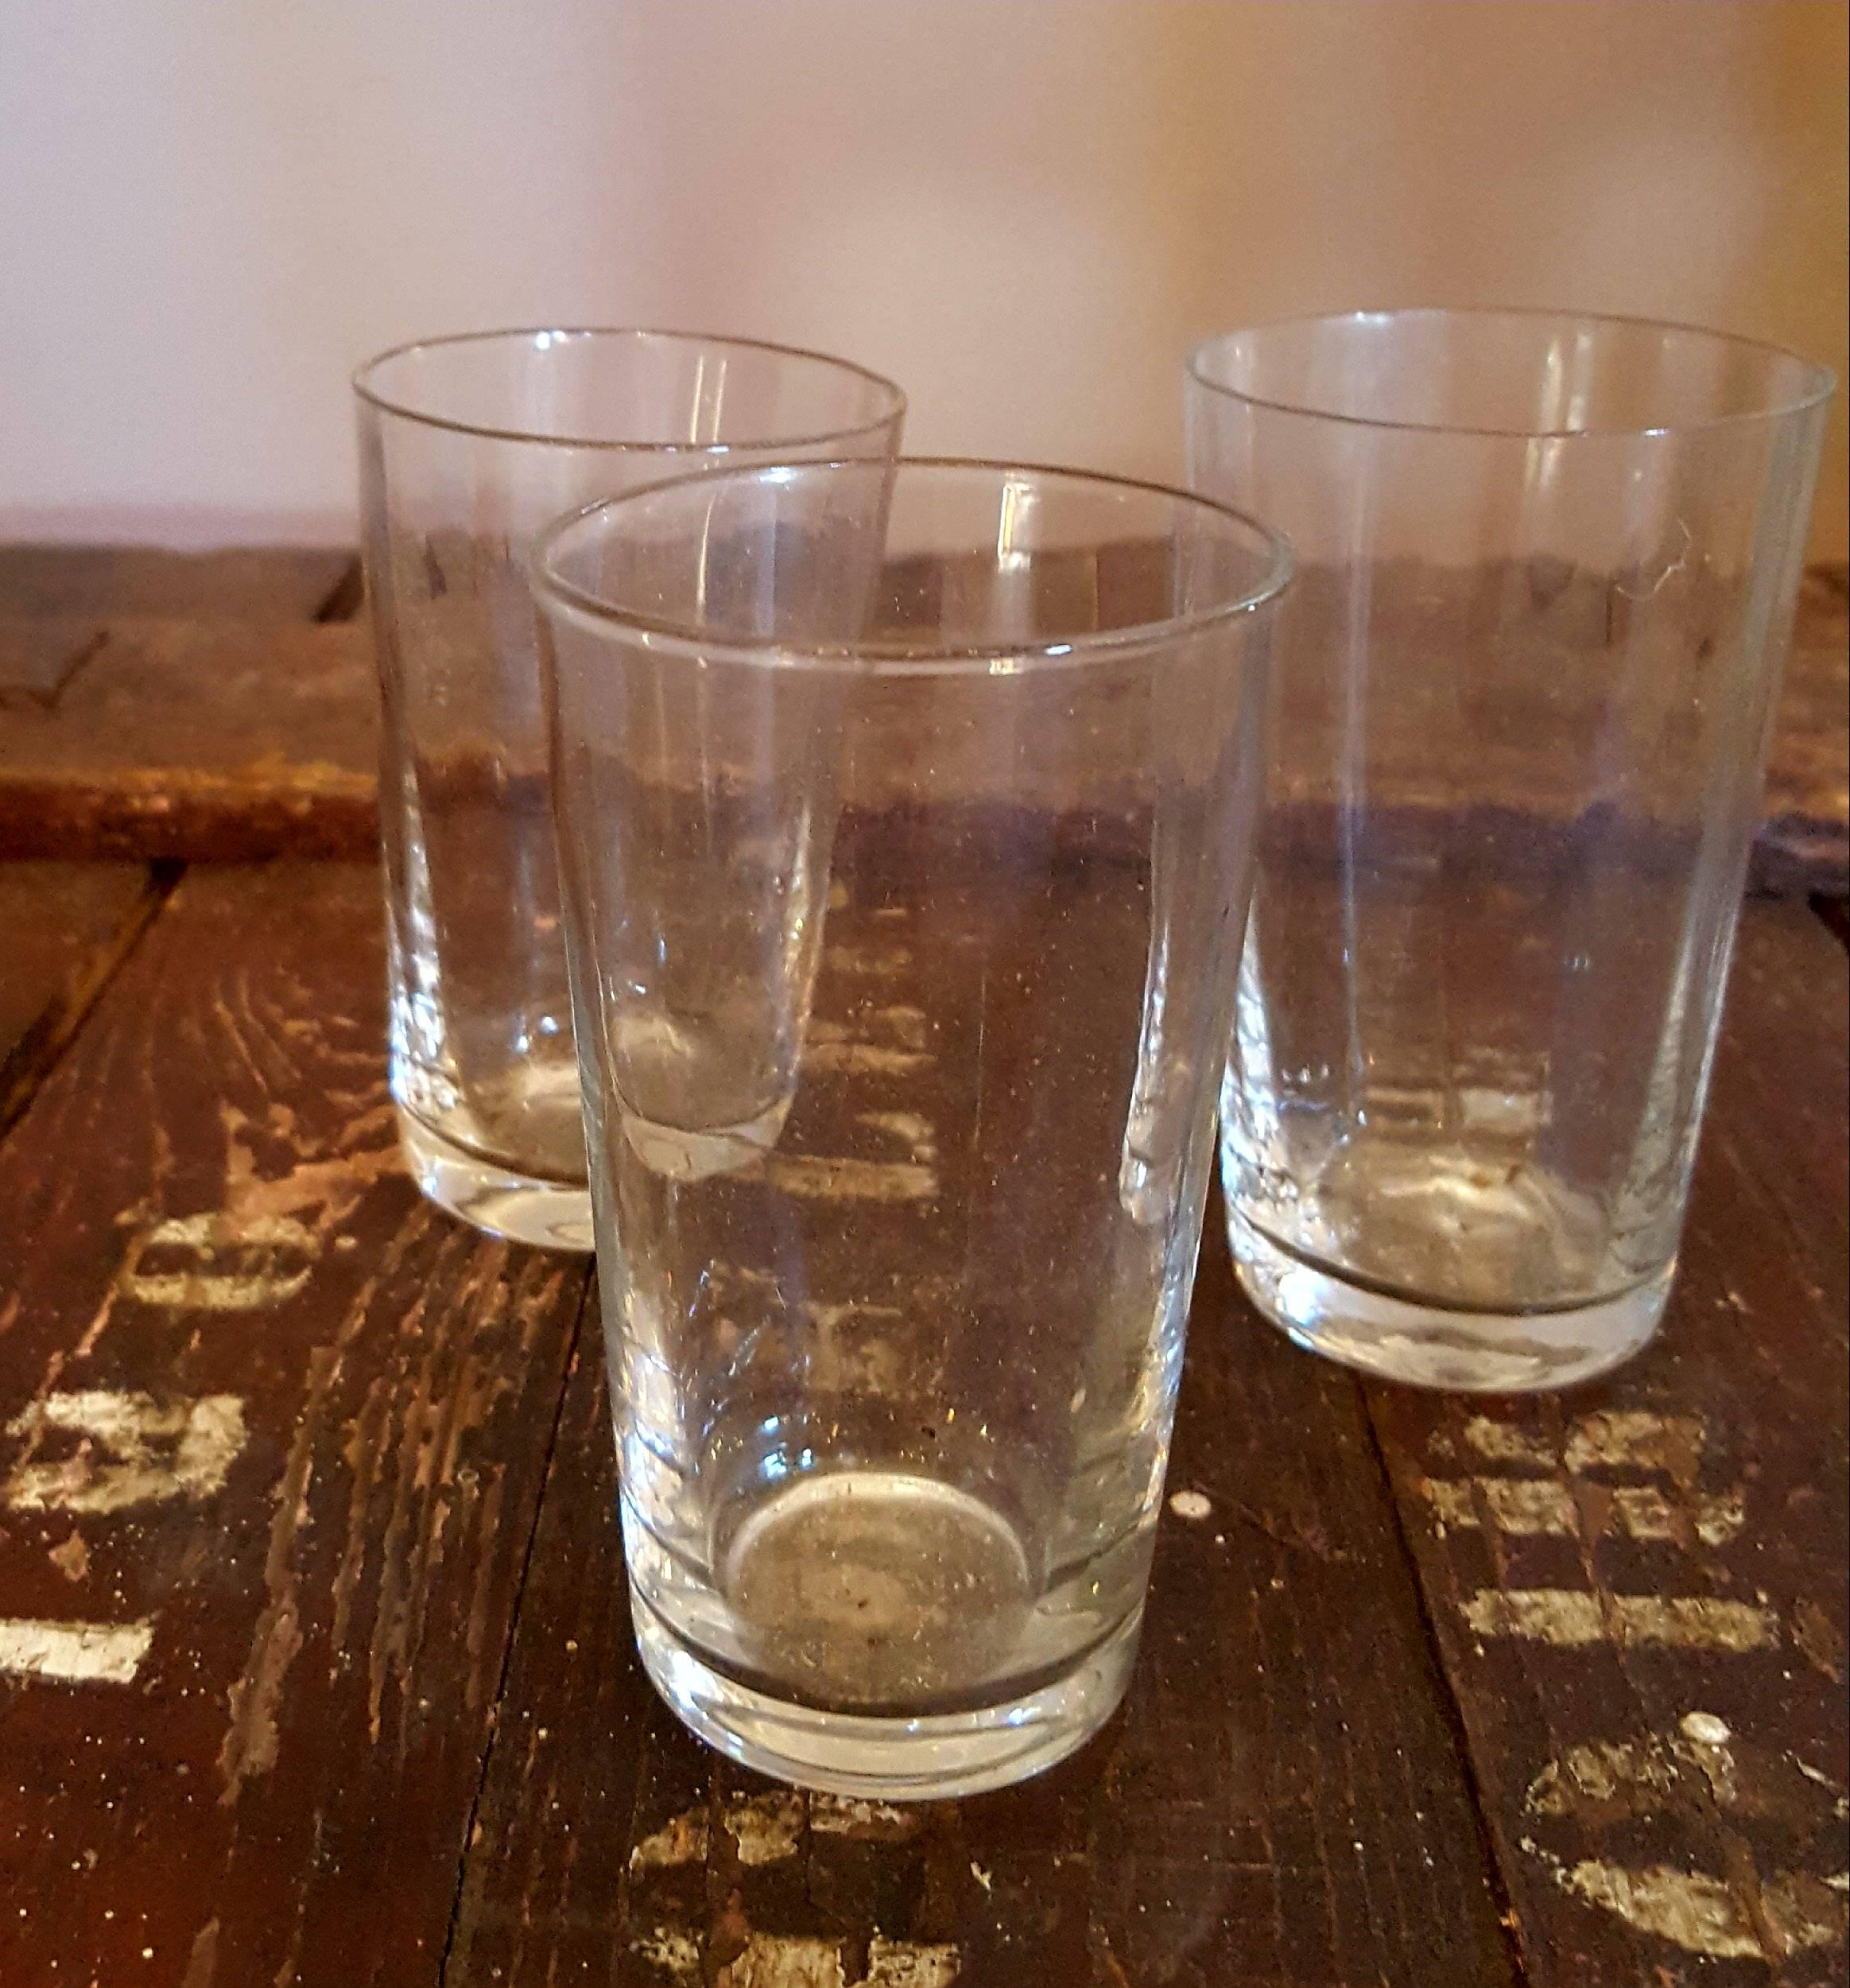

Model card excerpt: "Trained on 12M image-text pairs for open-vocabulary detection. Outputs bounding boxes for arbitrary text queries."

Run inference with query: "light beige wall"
[1,0,1842,556]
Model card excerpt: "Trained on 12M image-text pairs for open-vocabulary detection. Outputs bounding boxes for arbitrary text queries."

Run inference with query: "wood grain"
[1366,903,1849,1984]
[0,862,591,1988]
[0,860,169,1137]
[0,616,106,710]
[447,875,1518,1987]
[1756,568,1848,896]
[0,619,378,859]
[0,546,1839,889]
[0,544,356,623]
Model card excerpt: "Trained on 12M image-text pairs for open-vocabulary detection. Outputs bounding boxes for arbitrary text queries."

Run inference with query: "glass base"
[396,1105,594,1252]
[1229,1205,1670,1392]
[633,1590,1142,1800]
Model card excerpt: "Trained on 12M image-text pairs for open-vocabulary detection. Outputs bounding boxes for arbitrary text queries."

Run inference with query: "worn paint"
[1564,1411,1707,1474]
[180,1918,221,1988]
[804,1008,932,1077]
[0,1616,153,1684]
[865,1939,963,1986]
[628,1808,710,1871]
[855,1110,939,1163]
[809,1794,919,1840]
[6,1388,247,1513]
[117,1210,321,1310]
[1530,1852,1847,1962]
[48,1532,90,1582]
[629,1926,701,1982]
[1462,1411,1707,1474]
[1463,1589,1779,1651]
[724,1933,847,1986]
[725,1791,805,1866]
[762,1155,937,1204]
[824,944,912,979]
[1421,1475,1744,1545]
[1527,1738,1682,1819]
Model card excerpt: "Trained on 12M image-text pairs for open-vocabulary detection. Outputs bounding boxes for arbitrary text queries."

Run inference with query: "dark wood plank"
[1755,567,1848,897]
[1366,902,1849,1984]
[448,876,1518,1987]
[0,861,591,1988]
[0,620,378,860]
[0,861,169,1136]
[0,544,356,622]
[0,553,1837,882]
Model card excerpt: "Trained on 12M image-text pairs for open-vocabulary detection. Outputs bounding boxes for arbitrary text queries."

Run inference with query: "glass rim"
[529,455,1294,676]
[351,324,908,453]
[1186,305,1837,442]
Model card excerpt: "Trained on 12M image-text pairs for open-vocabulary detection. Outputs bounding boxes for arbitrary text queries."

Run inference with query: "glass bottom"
[1229,1203,1670,1392]
[634,1583,1142,1800]
[396,1105,594,1252]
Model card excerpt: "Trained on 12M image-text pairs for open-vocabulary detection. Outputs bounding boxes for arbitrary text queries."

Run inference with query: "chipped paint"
[824,944,912,978]
[48,1532,89,1582]
[1565,1411,1706,1474]
[762,1155,937,1204]
[1461,1411,1707,1473]
[629,1926,701,1982]
[6,1389,247,1513]
[809,1794,919,1840]
[804,1008,932,1077]
[866,1939,963,1986]
[117,1211,321,1310]
[724,1932,847,1986]
[627,1791,809,1877]
[1463,1589,1779,1651]
[0,1616,153,1684]
[724,1790,805,1866]
[1527,1738,1681,1818]
[1168,1490,1212,1521]
[1421,1476,1744,1545]
[180,1918,220,1988]
[855,1110,939,1163]
[629,1808,710,1870]
[1533,1853,1846,1962]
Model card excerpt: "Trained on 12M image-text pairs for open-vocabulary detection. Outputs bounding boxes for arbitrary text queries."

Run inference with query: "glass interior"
[1191,309,1833,437]
[355,327,906,451]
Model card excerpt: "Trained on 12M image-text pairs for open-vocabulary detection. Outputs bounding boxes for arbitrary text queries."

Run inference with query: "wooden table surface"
[0,549,1843,1988]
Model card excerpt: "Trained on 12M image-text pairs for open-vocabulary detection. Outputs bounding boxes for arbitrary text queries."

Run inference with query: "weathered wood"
[0,548,1839,887]
[1366,902,1849,1984]
[0,616,106,710]
[1755,567,1848,896]
[0,619,378,860]
[448,872,1518,1986]
[0,862,591,1988]
[0,861,168,1136]
[0,544,356,623]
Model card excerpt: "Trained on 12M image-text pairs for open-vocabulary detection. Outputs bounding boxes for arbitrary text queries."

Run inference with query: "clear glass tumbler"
[1188,309,1833,1391]
[354,329,905,1248]
[533,460,1287,1795]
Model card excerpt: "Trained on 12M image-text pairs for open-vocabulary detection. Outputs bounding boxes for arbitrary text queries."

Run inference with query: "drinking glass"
[1188,309,1833,1390]
[354,329,905,1248]
[533,459,1288,1794]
